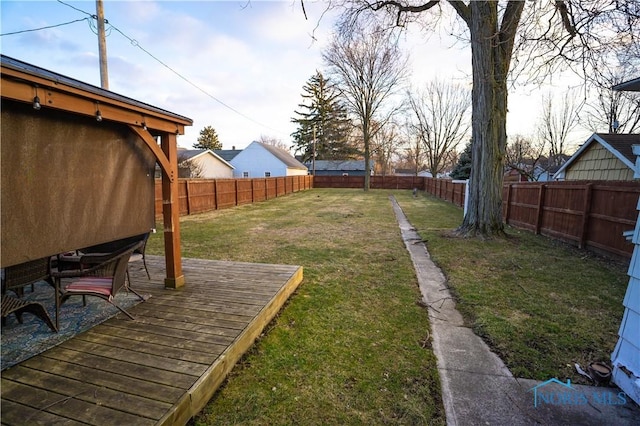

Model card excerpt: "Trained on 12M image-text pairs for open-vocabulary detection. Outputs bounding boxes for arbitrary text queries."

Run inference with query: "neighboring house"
[306,160,369,176]
[229,141,308,178]
[393,169,435,178]
[177,149,234,178]
[505,155,570,182]
[553,133,640,181]
[214,147,242,163]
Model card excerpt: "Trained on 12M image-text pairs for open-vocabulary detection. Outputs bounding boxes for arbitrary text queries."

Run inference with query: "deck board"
[1,256,303,425]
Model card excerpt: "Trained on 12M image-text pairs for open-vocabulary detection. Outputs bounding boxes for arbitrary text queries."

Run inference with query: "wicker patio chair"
[58,233,151,285]
[127,232,151,282]
[53,241,146,324]
[1,257,57,332]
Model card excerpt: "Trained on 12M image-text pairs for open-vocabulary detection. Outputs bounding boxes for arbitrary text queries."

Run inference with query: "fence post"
[214,179,219,210]
[535,184,546,235]
[463,180,469,217]
[185,179,191,215]
[251,178,255,203]
[579,183,594,249]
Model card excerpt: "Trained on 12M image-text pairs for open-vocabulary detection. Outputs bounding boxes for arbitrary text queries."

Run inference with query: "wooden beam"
[161,133,184,289]
[1,71,190,134]
[129,125,174,182]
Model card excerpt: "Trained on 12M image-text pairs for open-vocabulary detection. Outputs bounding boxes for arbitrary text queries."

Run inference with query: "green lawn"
[148,189,445,425]
[146,188,629,424]
[393,190,628,381]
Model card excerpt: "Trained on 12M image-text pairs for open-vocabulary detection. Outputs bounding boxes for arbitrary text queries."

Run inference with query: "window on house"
[243,172,249,178]
[265,172,271,177]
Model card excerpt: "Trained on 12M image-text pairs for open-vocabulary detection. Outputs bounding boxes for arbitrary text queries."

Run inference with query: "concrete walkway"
[390,196,640,425]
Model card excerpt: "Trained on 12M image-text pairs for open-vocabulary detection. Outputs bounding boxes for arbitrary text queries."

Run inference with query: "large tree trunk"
[456,1,515,237]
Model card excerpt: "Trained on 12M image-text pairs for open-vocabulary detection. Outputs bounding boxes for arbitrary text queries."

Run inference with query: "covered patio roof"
[613,77,640,92]
[1,55,192,288]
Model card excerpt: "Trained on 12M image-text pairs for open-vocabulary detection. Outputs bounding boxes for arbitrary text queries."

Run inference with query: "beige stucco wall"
[565,143,634,181]
[195,155,234,178]
[287,168,310,176]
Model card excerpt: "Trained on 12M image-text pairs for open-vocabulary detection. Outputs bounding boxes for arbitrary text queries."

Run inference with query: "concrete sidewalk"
[390,196,640,425]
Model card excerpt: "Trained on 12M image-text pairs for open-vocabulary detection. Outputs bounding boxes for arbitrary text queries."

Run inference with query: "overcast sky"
[1,1,591,151]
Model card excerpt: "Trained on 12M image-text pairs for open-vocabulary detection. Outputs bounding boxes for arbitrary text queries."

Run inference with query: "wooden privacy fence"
[503,180,640,258]
[423,178,467,208]
[314,175,426,190]
[154,175,313,217]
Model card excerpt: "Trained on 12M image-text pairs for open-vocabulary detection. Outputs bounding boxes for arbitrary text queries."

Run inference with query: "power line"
[53,0,288,136]
[56,0,93,17]
[0,18,89,37]
[107,23,286,135]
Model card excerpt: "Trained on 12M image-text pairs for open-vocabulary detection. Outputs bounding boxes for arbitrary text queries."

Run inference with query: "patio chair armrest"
[53,240,143,280]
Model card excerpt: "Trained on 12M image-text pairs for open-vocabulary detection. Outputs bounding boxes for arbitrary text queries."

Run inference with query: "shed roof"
[255,142,307,170]
[553,133,640,178]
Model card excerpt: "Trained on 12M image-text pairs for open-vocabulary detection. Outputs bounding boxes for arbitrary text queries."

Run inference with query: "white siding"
[230,142,307,177]
[612,197,640,405]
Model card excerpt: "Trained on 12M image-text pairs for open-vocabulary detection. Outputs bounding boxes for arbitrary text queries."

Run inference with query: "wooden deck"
[1,256,303,425]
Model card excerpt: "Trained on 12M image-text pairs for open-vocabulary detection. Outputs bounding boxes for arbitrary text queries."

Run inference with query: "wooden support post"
[161,133,184,289]
[535,184,546,235]
[579,183,594,249]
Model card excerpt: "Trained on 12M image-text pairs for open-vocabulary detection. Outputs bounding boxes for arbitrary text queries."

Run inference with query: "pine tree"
[194,125,222,150]
[450,140,472,180]
[291,71,357,163]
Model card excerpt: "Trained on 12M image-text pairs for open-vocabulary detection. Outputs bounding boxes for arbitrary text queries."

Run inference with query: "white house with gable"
[230,141,308,178]
[177,149,234,178]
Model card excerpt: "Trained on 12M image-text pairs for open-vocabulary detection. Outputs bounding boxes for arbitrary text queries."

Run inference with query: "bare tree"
[177,154,204,179]
[258,134,291,152]
[400,122,426,175]
[323,23,409,190]
[371,120,402,176]
[333,1,639,236]
[408,80,471,177]
[582,69,640,134]
[537,90,581,166]
[504,135,547,181]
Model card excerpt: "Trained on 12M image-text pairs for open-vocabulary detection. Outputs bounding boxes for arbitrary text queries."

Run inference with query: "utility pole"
[96,0,109,89]
[312,125,316,176]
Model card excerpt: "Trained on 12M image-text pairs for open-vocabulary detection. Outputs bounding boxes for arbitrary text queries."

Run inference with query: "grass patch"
[147,189,445,425]
[394,191,628,382]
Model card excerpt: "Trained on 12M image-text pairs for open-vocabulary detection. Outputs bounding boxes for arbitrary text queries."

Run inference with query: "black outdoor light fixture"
[33,86,41,110]
[95,101,103,122]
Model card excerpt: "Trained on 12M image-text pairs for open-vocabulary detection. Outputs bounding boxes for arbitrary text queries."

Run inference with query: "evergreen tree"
[194,125,222,150]
[450,140,472,180]
[291,71,357,163]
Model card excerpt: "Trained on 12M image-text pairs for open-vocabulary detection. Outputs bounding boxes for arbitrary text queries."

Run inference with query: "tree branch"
[369,0,440,26]
[555,1,577,37]
[446,0,470,25]
[370,0,440,14]
[498,1,525,70]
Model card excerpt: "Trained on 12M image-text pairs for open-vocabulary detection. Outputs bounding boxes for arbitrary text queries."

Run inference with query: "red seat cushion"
[64,277,113,297]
